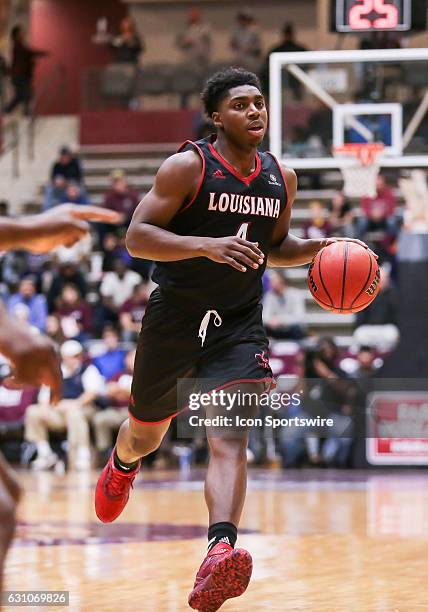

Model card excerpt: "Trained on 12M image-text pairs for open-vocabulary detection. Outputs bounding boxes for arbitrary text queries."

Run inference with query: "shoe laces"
[106,465,137,498]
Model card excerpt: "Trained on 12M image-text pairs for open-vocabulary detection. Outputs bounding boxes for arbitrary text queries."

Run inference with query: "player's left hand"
[323,237,378,259]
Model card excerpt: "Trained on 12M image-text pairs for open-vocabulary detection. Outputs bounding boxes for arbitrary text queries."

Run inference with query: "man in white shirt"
[100,258,142,310]
[263,270,306,340]
[24,340,105,471]
[176,8,211,66]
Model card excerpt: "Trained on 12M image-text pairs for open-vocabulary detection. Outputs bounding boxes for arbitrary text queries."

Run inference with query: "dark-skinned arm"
[268,166,373,267]
[268,168,325,267]
[126,151,265,273]
[0,204,121,253]
[0,302,62,403]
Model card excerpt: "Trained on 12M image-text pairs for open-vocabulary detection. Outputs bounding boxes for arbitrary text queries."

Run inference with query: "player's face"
[213,85,268,147]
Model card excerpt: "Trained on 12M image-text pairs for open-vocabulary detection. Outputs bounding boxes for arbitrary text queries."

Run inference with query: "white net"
[333,145,384,198]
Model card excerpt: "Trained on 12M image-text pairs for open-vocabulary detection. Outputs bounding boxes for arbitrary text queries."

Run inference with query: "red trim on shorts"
[208,142,261,186]
[128,377,276,425]
[206,376,276,394]
[266,151,289,207]
[181,377,277,414]
[128,408,180,425]
[176,140,206,212]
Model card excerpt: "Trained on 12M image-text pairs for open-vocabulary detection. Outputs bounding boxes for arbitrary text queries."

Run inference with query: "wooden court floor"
[4,468,428,611]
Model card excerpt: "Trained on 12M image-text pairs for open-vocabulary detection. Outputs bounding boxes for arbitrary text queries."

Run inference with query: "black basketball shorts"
[129,288,274,423]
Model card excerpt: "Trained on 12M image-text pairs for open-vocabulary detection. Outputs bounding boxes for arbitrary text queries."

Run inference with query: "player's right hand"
[4,335,62,405]
[202,236,265,272]
[24,204,122,253]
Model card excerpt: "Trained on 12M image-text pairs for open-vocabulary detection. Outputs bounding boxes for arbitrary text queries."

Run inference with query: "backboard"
[269,48,428,171]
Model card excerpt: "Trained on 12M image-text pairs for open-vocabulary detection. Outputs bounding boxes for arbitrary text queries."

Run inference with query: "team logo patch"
[255,351,270,370]
[213,169,226,179]
[268,173,281,186]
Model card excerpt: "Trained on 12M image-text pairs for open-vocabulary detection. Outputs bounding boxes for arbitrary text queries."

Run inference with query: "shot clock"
[330,0,427,33]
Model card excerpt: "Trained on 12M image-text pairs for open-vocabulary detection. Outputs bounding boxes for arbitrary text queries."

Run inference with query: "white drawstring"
[198,309,222,347]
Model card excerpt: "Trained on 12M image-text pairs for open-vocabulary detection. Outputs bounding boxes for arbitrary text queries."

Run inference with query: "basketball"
[308,241,380,314]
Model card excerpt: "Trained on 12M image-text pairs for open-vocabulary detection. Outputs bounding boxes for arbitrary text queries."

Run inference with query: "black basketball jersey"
[152,135,288,313]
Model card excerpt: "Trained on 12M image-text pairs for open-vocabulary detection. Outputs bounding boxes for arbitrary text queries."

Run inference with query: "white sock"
[36,441,52,458]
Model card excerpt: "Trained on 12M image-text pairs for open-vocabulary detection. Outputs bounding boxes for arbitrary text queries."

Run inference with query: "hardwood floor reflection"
[5,469,428,611]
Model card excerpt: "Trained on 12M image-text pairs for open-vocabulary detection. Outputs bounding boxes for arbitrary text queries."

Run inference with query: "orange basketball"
[307,241,380,314]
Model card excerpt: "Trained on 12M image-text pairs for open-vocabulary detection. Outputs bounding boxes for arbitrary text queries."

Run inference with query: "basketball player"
[0,203,120,599]
[95,68,369,611]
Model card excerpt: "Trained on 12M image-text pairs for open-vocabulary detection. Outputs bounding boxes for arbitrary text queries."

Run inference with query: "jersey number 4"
[236,222,250,240]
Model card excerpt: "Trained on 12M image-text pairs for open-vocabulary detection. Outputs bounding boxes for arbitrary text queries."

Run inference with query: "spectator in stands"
[24,340,105,471]
[45,314,66,346]
[307,99,331,153]
[8,276,47,332]
[108,17,144,65]
[263,270,306,340]
[53,283,93,341]
[92,348,135,464]
[0,201,9,217]
[60,182,89,206]
[303,200,333,240]
[311,338,356,467]
[93,326,126,381]
[0,383,38,432]
[44,175,68,210]
[4,25,48,115]
[119,282,150,341]
[9,303,33,330]
[357,174,398,238]
[47,262,88,310]
[329,191,354,237]
[353,346,378,379]
[51,147,83,183]
[1,251,30,287]
[261,23,307,98]
[176,8,211,67]
[103,169,139,226]
[354,262,399,350]
[278,354,321,468]
[100,232,128,272]
[100,257,142,312]
[230,10,262,73]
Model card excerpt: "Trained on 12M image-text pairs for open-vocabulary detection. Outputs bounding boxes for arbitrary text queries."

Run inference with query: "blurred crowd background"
[0,0,426,472]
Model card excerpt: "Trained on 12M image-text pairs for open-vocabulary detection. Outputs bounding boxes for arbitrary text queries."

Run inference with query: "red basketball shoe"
[95,449,141,523]
[188,542,252,611]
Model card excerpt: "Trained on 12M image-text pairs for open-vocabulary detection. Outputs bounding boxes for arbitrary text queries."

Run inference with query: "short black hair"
[201,67,262,118]
[359,345,374,353]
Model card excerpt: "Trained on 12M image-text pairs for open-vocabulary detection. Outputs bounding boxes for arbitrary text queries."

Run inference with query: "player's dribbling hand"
[324,237,378,259]
[202,236,265,272]
[22,204,122,253]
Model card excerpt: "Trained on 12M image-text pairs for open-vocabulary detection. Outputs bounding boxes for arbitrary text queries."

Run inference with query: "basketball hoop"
[332,143,385,198]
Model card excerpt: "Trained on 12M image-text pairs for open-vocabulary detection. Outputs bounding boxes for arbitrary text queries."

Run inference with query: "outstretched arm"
[0,204,121,253]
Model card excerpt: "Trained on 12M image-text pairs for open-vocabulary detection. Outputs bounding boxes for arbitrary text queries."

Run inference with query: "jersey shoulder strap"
[175,138,208,211]
[264,150,290,207]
